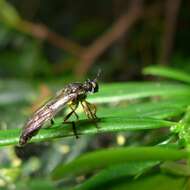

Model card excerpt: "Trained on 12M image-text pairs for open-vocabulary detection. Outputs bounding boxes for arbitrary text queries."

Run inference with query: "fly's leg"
[87,102,97,119]
[81,100,99,128]
[63,121,79,139]
[64,103,79,122]
[71,121,78,139]
[63,103,79,138]
[81,100,97,119]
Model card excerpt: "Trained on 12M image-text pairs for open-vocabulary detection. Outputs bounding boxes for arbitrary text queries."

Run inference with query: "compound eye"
[92,82,98,93]
[91,82,96,88]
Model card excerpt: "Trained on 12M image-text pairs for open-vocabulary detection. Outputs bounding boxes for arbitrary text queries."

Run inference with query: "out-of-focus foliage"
[0,0,190,189]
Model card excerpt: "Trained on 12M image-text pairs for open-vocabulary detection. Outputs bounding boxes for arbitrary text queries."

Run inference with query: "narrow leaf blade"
[143,66,190,83]
[0,117,178,146]
[51,147,189,180]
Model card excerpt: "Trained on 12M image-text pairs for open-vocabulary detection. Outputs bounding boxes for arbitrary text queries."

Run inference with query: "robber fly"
[19,71,100,146]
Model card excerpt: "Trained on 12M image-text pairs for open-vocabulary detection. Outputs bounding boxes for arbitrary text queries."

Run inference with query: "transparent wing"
[19,93,77,145]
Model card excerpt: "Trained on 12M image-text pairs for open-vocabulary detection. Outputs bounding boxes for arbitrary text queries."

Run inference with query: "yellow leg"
[63,103,79,138]
[81,100,99,129]
[64,103,79,122]
[81,100,97,119]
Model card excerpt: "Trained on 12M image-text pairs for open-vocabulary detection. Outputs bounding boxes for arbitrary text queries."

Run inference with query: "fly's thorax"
[76,93,87,102]
[65,83,82,92]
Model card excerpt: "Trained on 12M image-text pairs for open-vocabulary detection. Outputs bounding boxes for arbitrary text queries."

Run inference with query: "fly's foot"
[71,121,79,139]
[63,121,79,139]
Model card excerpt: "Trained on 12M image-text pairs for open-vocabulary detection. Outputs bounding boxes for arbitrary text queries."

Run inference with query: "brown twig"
[1,0,144,76]
[76,0,144,76]
[159,0,181,65]
[19,20,84,58]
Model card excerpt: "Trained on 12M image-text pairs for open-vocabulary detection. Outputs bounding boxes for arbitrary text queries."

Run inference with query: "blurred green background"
[0,0,190,189]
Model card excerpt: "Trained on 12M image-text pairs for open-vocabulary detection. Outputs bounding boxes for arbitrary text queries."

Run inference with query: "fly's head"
[83,70,101,94]
[83,79,99,94]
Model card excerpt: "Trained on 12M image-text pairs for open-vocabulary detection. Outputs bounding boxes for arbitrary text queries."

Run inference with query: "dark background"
[1,0,189,81]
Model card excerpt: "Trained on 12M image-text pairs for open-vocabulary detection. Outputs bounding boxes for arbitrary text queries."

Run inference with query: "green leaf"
[173,106,190,145]
[96,97,190,119]
[109,174,186,190]
[143,66,190,83]
[88,82,190,103]
[161,161,190,176]
[16,179,55,190]
[51,147,189,180]
[0,0,21,27]
[0,117,178,146]
[73,161,159,190]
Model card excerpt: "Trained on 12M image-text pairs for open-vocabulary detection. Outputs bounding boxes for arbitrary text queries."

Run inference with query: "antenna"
[94,69,102,82]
